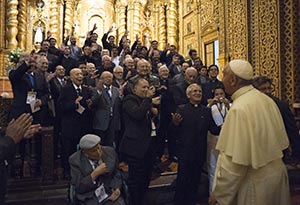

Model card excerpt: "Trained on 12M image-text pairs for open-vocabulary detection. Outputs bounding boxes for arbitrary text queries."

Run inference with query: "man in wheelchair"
[69,134,125,205]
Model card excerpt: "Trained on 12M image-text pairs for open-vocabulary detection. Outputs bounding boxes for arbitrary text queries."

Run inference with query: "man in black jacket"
[172,83,220,205]
[120,78,155,205]
[58,68,93,178]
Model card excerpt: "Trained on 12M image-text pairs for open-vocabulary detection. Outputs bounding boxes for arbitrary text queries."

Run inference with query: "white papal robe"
[212,85,290,205]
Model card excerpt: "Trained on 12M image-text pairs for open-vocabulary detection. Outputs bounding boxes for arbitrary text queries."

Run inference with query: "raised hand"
[5,113,33,144]
[171,112,183,126]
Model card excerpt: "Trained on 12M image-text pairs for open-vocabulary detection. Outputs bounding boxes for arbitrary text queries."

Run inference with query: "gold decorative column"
[158,3,167,49]
[127,0,141,41]
[17,0,27,50]
[166,0,178,47]
[64,0,75,38]
[6,0,19,49]
[50,0,60,44]
[115,2,127,42]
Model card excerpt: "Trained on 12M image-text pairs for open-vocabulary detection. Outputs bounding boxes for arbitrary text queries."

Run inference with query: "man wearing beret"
[69,134,124,205]
[209,59,290,205]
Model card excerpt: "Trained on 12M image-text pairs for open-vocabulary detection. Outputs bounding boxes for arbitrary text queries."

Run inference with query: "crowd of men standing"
[2,24,299,205]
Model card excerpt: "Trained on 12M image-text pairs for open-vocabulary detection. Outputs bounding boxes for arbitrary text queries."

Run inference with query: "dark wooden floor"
[5,163,300,205]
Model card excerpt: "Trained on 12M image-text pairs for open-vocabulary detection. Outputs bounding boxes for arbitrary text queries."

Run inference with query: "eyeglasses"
[114,72,123,74]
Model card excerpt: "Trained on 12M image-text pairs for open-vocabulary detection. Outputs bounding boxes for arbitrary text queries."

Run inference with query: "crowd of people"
[0,24,299,205]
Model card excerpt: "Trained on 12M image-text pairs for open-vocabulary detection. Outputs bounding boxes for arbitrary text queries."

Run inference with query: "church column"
[158,2,167,49]
[166,0,178,47]
[6,0,19,49]
[64,0,75,38]
[127,0,141,41]
[115,2,127,42]
[17,0,27,50]
[50,0,60,44]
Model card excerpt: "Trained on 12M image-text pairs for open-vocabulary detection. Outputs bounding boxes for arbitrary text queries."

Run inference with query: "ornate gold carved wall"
[248,0,281,97]
[0,0,299,103]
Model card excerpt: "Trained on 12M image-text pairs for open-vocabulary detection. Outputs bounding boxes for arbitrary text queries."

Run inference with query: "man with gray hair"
[172,83,220,205]
[209,59,290,205]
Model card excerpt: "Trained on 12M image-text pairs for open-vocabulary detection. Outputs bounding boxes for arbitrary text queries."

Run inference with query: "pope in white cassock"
[209,59,290,205]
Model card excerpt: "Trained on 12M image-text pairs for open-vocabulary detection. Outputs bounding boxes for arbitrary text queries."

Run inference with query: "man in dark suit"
[58,68,93,178]
[253,76,300,160]
[49,65,66,158]
[69,134,124,205]
[91,71,121,147]
[172,67,198,107]
[120,78,156,205]
[0,114,41,204]
[201,64,224,103]
[9,54,50,125]
[172,83,220,205]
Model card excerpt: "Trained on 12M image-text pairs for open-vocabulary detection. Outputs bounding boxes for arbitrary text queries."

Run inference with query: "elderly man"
[172,83,220,205]
[209,60,290,205]
[69,134,124,205]
[58,68,93,179]
[91,71,120,147]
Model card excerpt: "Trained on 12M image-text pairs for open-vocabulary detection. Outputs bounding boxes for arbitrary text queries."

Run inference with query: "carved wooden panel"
[228,0,248,60]
[248,0,281,97]
[279,0,300,103]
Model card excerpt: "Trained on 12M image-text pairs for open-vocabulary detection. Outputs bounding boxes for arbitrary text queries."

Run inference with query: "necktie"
[76,88,82,96]
[27,73,35,87]
[105,87,112,99]
[93,161,99,170]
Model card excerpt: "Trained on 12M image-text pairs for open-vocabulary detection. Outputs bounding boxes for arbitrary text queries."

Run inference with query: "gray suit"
[91,86,120,146]
[69,146,124,205]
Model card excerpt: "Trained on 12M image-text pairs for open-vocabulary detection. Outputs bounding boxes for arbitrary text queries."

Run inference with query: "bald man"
[209,60,290,205]
[172,67,199,107]
[58,68,93,179]
[91,71,121,147]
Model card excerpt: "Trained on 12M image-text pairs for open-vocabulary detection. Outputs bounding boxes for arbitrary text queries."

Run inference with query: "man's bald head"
[100,71,113,86]
[70,68,83,86]
[185,67,198,84]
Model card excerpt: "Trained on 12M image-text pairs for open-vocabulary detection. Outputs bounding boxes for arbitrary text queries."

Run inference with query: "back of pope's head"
[228,59,254,80]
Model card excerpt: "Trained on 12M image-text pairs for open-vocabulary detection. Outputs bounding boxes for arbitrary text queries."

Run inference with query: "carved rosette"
[64,0,75,38]
[166,0,178,47]
[6,0,19,49]
[158,3,166,49]
[17,0,27,50]
[50,0,60,42]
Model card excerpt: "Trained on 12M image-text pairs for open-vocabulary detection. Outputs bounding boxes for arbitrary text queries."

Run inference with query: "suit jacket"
[168,63,181,78]
[174,103,220,161]
[91,86,120,131]
[69,146,122,204]
[120,94,153,159]
[49,77,65,115]
[272,96,300,159]
[9,63,50,123]
[58,83,92,139]
[0,135,16,163]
